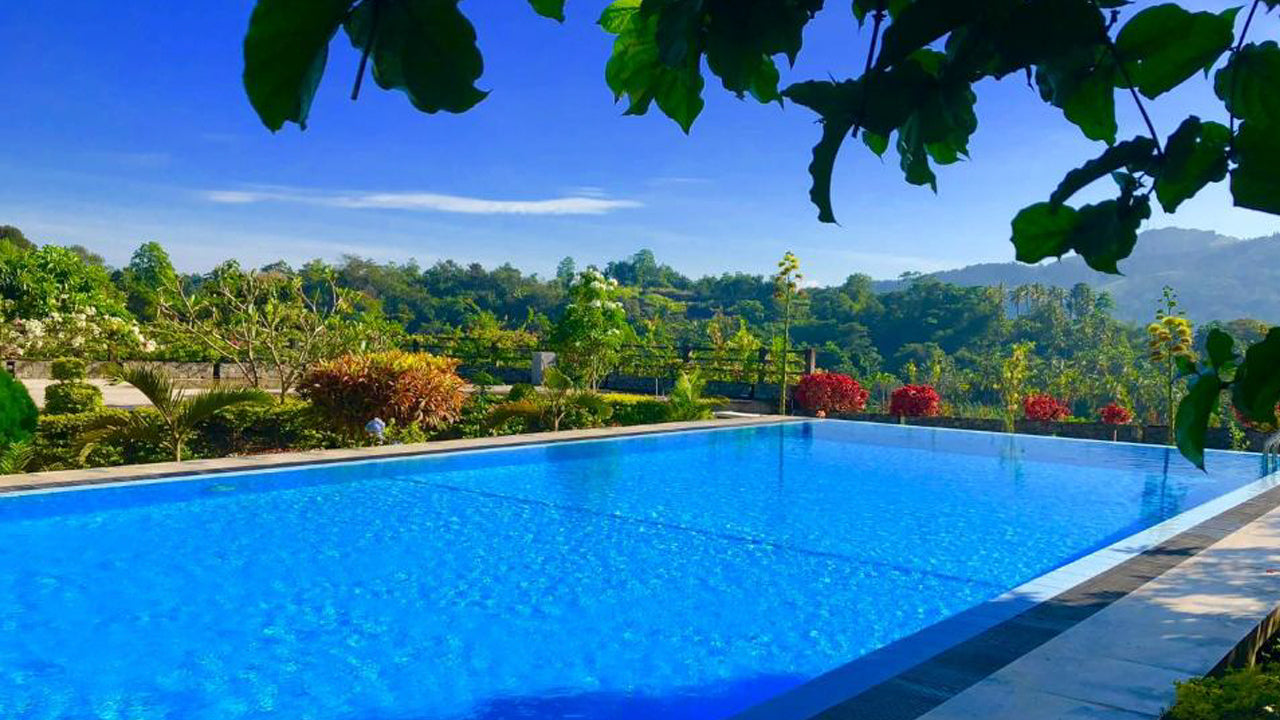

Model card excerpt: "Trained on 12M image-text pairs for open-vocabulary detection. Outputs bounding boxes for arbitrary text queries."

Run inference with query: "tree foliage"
[238,0,1280,467]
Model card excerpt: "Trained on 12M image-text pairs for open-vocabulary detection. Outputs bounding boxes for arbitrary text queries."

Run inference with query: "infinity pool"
[0,421,1270,720]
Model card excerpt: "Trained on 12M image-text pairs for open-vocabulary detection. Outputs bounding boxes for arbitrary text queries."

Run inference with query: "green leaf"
[1232,328,1280,425]
[602,0,705,132]
[1115,4,1239,100]
[1011,194,1150,273]
[876,0,989,69]
[1231,121,1280,215]
[243,0,355,131]
[1206,328,1237,370]
[863,130,890,157]
[345,0,488,114]
[1036,48,1118,143]
[782,80,861,223]
[1155,117,1230,213]
[1215,41,1280,128]
[1175,372,1221,471]
[528,0,566,22]
[1050,137,1158,206]
[1011,202,1079,264]
[598,0,639,32]
[1070,195,1150,274]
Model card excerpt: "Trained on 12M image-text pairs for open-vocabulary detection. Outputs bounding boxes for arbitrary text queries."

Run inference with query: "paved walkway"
[21,379,193,408]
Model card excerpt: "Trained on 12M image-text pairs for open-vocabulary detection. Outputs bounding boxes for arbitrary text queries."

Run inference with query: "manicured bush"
[31,409,167,471]
[298,351,467,434]
[43,381,104,414]
[603,393,670,426]
[193,400,345,456]
[889,385,941,418]
[50,357,88,381]
[1100,402,1133,425]
[507,383,537,403]
[1167,666,1280,720]
[795,372,869,415]
[1023,393,1070,421]
[0,371,38,445]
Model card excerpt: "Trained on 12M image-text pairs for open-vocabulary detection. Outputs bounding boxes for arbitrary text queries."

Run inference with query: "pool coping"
[0,416,802,494]
[730,424,1280,720]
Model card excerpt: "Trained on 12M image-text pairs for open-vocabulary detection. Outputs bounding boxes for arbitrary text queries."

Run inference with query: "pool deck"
[5,417,1280,719]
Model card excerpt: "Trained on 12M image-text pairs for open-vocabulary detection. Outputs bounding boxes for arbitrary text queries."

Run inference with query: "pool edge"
[0,416,805,495]
[731,462,1280,720]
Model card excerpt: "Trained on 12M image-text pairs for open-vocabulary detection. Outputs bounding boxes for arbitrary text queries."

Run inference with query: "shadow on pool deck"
[466,674,805,720]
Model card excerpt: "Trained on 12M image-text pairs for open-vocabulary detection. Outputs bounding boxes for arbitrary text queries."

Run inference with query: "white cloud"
[201,186,642,216]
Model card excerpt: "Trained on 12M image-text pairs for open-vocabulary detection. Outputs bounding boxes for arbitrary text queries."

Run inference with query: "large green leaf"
[528,0,566,22]
[1011,202,1079,264]
[1175,371,1221,471]
[1232,328,1280,425]
[1035,47,1118,144]
[782,80,862,223]
[1205,328,1237,370]
[1155,117,1230,213]
[1070,195,1150,274]
[1050,137,1158,206]
[602,0,705,132]
[1115,4,1239,100]
[876,0,990,70]
[1215,41,1280,127]
[1231,121,1280,215]
[345,0,488,114]
[243,0,355,131]
[1012,194,1149,273]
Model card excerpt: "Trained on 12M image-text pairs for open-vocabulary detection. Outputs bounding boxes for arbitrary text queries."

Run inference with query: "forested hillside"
[874,228,1280,323]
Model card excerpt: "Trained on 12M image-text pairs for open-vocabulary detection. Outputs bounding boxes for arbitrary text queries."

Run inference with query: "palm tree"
[80,366,271,462]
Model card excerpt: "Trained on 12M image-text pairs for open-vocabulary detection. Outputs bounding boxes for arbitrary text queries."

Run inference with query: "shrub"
[603,394,670,426]
[507,383,536,403]
[1167,666,1280,720]
[667,371,715,421]
[31,409,167,471]
[1023,393,1070,421]
[889,385,941,418]
[193,400,344,456]
[0,371,38,445]
[298,351,466,434]
[44,382,104,414]
[1100,402,1133,425]
[50,357,88,381]
[794,372,869,415]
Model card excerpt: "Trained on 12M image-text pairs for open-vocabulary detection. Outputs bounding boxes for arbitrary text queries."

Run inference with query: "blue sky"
[2,1,1277,283]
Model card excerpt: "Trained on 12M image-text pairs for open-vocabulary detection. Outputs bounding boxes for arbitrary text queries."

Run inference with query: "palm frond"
[177,386,272,427]
[0,440,35,475]
[76,412,162,461]
[116,365,179,415]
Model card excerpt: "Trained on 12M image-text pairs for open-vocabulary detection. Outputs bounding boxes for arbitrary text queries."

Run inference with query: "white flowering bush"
[550,269,633,389]
[1,299,153,359]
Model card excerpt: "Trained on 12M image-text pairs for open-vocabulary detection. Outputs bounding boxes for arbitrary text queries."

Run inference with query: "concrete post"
[804,347,817,375]
[531,351,557,386]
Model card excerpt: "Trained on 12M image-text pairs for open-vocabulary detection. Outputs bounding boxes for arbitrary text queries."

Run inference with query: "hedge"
[43,382,104,414]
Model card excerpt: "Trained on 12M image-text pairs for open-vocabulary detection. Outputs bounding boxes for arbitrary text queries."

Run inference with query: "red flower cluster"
[889,385,941,418]
[1023,393,1070,421]
[795,372,870,415]
[1232,403,1280,433]
[1100,403,1133,425]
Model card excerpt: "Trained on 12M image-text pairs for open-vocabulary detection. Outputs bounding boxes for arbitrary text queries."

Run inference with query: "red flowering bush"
[299,351,466,434]
[1100,403,1133,425]
[1233,403,1280,433]
[795,373,870,415]
[889,385,941,418]
[1023,393,1070,421]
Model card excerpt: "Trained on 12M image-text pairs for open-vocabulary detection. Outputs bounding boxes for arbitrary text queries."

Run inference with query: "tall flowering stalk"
[772,251,803,415]
[1146,286,1195,440]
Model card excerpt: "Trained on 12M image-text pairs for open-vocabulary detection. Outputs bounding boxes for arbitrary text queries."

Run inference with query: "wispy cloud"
[202,186,642,216]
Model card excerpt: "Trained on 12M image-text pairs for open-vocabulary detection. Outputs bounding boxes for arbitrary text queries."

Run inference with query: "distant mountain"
[874,228,1280,324]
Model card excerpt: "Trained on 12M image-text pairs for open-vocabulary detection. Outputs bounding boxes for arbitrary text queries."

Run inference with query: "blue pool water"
[0,421,1270,720]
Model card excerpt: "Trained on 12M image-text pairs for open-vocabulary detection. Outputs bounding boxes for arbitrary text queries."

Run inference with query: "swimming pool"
[0,420,1272,720]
